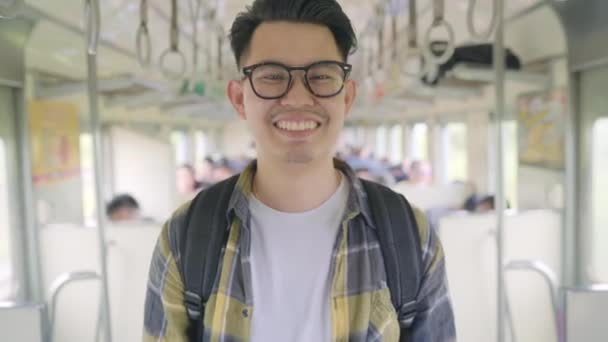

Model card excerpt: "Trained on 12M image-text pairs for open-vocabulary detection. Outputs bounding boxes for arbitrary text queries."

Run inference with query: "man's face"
[227,22,357,165]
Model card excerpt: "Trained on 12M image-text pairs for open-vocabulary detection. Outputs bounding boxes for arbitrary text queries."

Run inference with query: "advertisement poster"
[516,89,567,169]
[29,101,81,185]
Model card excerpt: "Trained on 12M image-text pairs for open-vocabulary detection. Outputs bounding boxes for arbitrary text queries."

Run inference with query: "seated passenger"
[212,158,236,183]
[408,160,433,185]
[389,164,409,183]
[195,157,215,188]
[106,194,140,222]
[474,195,511,213]
[176,164,202,201]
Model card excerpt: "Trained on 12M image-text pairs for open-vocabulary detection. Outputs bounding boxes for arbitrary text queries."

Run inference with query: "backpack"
[422,42,522,86]
[174,175,423,342]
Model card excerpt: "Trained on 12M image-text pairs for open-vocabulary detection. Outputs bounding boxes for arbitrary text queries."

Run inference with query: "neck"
[252,157,341,213]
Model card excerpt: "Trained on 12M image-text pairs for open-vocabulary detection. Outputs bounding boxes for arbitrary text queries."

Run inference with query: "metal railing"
[504,260,564,342]
[47,271,104,342]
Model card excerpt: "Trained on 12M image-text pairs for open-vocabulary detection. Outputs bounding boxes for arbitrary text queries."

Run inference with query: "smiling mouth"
[273,120,321,132]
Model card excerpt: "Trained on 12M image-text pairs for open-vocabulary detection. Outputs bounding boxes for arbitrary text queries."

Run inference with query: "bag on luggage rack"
[422,42,522,85]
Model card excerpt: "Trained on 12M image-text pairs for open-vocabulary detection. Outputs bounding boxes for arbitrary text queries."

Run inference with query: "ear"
[227,80,246,120]
[343,79,357,117]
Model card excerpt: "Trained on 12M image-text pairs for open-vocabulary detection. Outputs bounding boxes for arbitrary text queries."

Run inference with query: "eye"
[311,74,332,80]
[309,74,335,81]
[263,74,287,81]
[252,64,290,82]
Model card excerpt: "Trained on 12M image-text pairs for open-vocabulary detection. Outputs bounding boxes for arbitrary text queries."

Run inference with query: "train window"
[390,124,404,163]
[0,138,14,299]
[194,130,209,163]
[375,125,388,159]
[171,130,189,165]
[591,118,608,282]
[444,123,468,182]
[411,123,428,161]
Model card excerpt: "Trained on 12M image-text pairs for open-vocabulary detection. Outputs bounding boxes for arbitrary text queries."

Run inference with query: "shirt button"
[242,309,249,318]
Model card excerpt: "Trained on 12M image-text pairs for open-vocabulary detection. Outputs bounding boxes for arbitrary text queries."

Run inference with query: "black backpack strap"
[178,175,239,341]
[361,180,423,333]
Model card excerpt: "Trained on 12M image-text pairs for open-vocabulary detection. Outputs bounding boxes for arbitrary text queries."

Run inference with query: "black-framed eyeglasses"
[242,60,352,100]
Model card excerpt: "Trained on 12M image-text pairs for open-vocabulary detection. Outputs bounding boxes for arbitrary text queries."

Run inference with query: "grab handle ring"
[423,0,455,65]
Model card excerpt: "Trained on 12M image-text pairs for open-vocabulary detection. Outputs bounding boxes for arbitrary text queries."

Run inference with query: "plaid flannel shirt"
[143,160,456,342]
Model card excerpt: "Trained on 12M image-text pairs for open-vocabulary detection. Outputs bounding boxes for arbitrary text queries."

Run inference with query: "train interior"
[0,0,607,341]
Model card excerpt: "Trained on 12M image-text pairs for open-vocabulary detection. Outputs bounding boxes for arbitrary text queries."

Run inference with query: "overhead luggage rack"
[449,63,550,87]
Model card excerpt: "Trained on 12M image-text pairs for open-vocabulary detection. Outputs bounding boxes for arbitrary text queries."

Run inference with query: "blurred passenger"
[409,160,433,185]
[379,157,392,168]
[176,164,202,198]
[212,158,236,183]
[195,157,215,187]
[389,164,409,183]
[230,155,251,173]
[463,194,479,212]
[475,195,495,212]
[474,195,511,213]
[106,194,140,222]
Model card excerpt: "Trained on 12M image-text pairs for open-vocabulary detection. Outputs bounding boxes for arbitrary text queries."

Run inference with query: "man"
[106,194,140,222]
[143,0,455,341]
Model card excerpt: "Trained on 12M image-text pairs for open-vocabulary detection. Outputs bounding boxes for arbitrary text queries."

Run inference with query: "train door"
[579,65,608,284]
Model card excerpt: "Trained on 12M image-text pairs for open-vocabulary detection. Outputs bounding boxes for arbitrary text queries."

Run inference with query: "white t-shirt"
[249,175,349,342]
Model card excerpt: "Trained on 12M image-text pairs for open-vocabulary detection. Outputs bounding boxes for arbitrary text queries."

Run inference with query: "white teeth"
[276,120,318,131]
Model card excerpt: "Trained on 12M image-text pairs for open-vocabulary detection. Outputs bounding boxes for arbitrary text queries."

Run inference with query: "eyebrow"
[245,59,342,68]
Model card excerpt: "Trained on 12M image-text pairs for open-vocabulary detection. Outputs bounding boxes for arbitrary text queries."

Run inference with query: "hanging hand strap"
[423,0,455,65]
[160,0,187,80]
[467,0,498,41]
[136,0,152,67]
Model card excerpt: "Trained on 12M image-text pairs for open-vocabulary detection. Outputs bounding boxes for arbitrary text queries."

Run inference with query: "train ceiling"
[17,0,558,122]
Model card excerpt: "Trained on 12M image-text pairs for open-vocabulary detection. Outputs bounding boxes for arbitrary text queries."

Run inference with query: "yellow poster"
[517,89,567,169]
[29,101,81,185]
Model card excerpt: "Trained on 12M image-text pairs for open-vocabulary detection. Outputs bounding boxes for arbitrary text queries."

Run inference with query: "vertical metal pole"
[563,73,580,288]
[493,0,506,342]
[84,0,113,341]
[15,84,43,302]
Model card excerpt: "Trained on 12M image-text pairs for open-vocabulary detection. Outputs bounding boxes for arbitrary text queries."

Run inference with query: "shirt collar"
[226,159,375,229]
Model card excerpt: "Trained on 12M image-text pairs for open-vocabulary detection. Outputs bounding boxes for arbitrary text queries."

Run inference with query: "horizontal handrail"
[47,271,102,342]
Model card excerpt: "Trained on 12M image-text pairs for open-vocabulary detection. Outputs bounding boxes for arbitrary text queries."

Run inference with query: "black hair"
[106,194,139,216]
[229,0,358,67]
[463,194,478,212]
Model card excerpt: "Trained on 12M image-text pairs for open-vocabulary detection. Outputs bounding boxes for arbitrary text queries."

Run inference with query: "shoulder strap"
[361,180,423,332]
[178,175,239,341]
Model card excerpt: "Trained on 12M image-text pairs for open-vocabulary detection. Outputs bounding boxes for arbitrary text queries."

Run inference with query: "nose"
[279,71,315,107]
